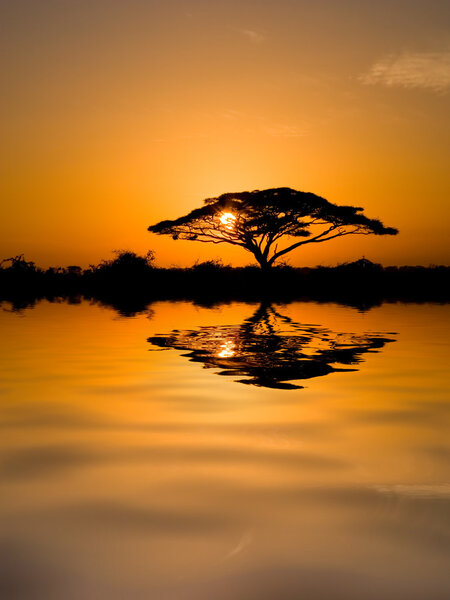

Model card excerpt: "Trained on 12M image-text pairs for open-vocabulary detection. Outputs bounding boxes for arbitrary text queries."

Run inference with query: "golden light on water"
[219,212,237,229]
[1,299,450,597]
[217,340,236,357]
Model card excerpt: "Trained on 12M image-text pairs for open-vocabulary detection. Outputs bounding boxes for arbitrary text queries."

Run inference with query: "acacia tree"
[148,187,398,270]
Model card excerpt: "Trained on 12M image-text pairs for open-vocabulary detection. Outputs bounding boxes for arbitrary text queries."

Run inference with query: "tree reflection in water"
[148,303,396,389]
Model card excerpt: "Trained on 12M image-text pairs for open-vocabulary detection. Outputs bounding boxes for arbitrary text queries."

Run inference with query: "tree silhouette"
[148,188,398,269]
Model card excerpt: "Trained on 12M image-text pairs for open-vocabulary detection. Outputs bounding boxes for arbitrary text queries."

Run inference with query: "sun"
[219,212,236,229]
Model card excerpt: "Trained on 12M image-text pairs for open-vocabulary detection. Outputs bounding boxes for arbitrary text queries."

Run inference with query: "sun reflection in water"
[217,340,236,358]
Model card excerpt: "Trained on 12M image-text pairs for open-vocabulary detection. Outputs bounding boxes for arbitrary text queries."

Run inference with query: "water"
[0,299,449,599]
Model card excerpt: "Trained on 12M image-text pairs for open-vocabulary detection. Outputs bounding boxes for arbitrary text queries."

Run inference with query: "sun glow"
[217,340,236,358]
[219,212,236,229]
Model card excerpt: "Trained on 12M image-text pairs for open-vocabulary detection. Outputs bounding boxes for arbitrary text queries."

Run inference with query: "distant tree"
[148,188,398,270]
[0,255,37,272]
[67,265,82,275]
[192,258,229,273]
[95,250,155,272]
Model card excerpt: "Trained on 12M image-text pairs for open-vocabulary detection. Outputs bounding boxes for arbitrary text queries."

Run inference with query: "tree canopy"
[148,187,398,269]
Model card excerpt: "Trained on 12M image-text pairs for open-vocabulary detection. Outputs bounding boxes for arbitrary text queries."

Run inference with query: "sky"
[1,0,449,268]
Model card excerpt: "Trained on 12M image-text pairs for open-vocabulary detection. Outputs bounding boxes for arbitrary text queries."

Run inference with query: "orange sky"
[1,0,449,268]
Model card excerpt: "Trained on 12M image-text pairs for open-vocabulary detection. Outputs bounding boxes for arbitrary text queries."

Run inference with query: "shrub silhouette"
[96,250,155,272]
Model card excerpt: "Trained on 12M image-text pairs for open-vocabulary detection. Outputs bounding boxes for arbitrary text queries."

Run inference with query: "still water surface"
[0,300,449,599]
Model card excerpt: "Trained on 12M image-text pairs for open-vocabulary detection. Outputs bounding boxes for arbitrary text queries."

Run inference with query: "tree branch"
[268,227,361,263]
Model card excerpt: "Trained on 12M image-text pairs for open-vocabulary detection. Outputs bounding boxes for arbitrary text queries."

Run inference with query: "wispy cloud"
[262,123,307,138]
[151,109,309,143]
[220,109,309,138]
[220,109,245,120]
[360,51,450,92]
[237,29,265,44]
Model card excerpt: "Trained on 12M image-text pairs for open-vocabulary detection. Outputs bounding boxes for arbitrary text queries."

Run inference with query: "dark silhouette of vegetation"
[1,255,37,273]
[148,302,396,389]
[1,252,449,315]
[148,187,398,269]
[94,249,155,271]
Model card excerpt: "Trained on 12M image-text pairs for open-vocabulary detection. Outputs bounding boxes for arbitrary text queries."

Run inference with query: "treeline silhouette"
[0,251,449,315]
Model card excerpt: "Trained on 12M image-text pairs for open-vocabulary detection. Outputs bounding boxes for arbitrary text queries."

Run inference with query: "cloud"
[220,109,245,120]
[220,109,309,138]
[237,29,265,44]
[360,51,450,92]
[262,123,308,138]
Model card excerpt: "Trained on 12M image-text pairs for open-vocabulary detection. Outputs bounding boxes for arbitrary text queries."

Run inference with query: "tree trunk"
[255,255,272,271]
